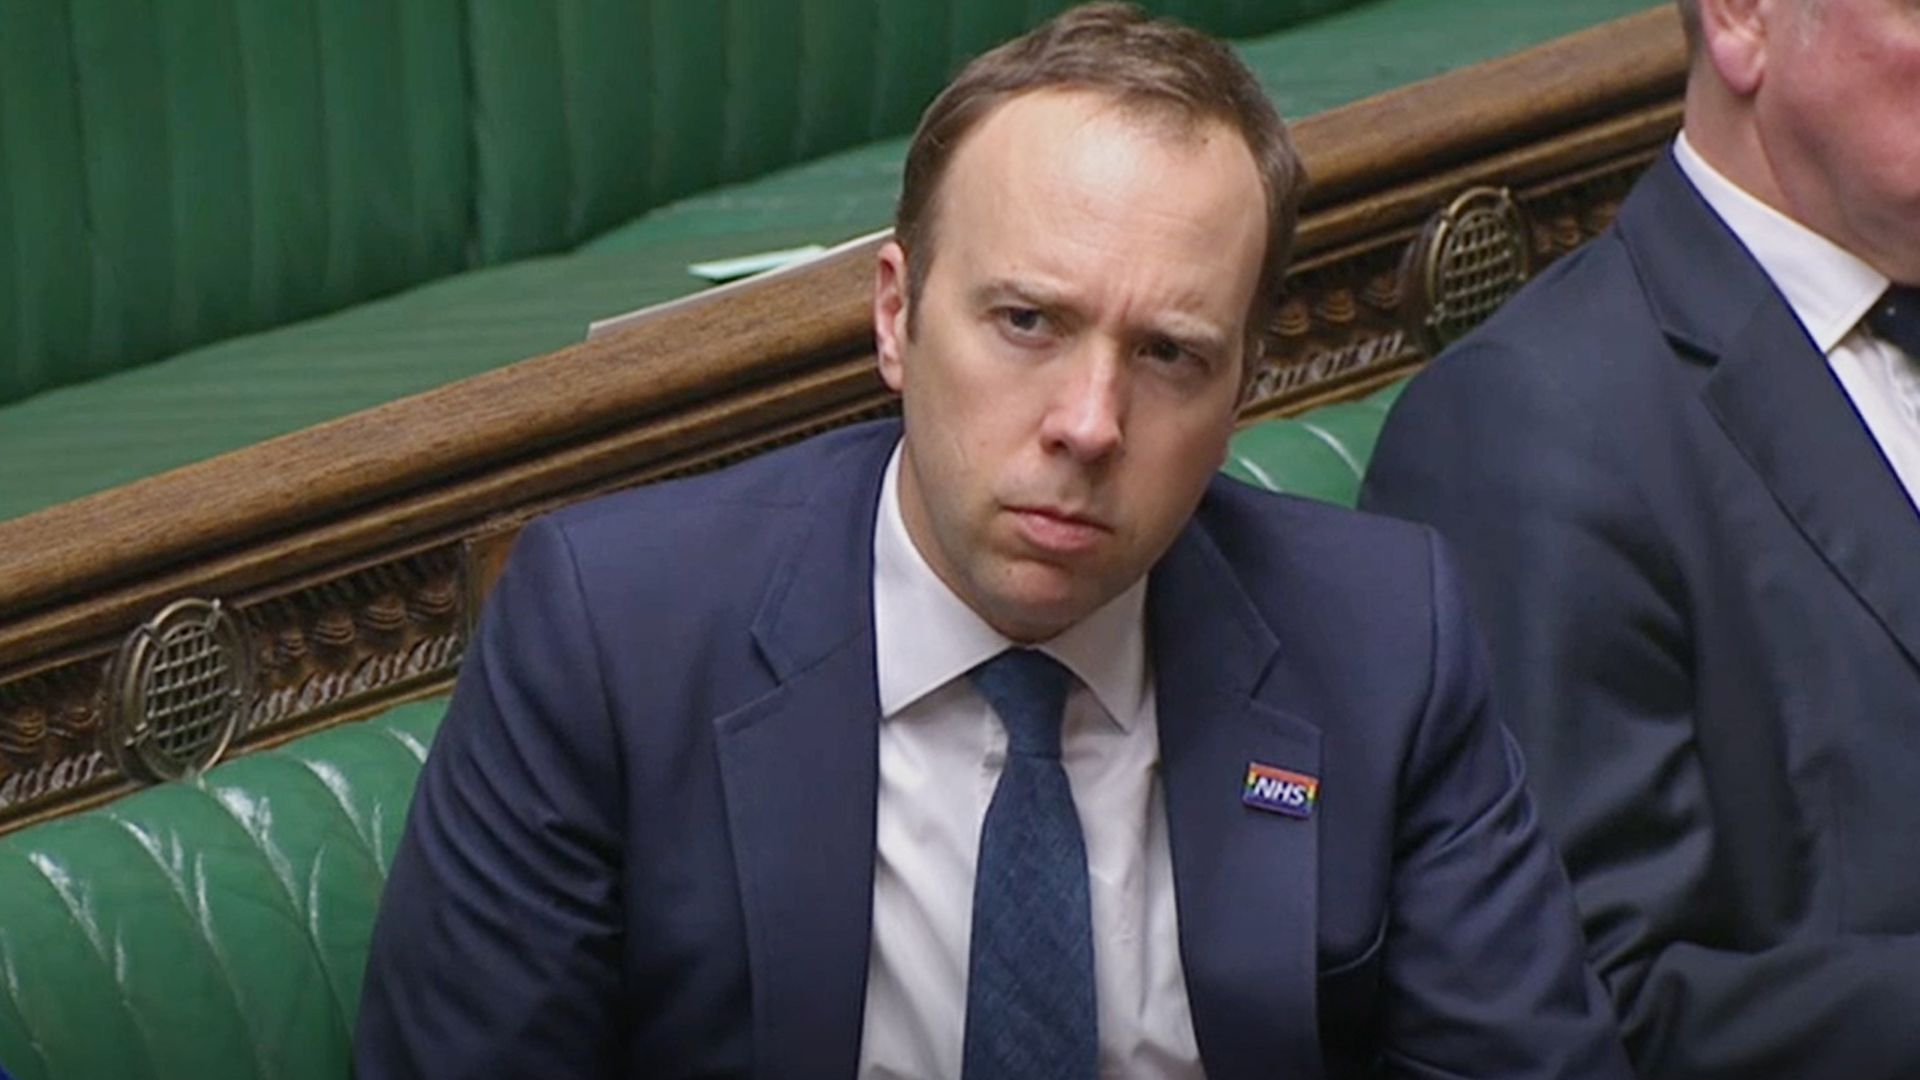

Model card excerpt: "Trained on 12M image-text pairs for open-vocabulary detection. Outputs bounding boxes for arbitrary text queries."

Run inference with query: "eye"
[995,306,1052,339]
[1140,336,1203,371]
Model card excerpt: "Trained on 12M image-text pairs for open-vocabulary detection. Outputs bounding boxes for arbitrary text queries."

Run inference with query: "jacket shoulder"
[1197,476,1443,641]
[542,421,893,556]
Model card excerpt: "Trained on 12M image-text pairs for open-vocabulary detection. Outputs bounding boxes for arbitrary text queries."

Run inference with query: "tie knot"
[970,649,1072,759]
[1867,284,1920,358]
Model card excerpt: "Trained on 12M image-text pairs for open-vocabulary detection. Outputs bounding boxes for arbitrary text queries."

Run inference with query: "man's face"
[1756,0,1920,281]
[873,89,1267,642]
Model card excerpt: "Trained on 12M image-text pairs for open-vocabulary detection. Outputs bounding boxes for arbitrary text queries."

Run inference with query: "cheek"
[1873,70,1920,187]
[1127,427,1232,518]
[910,399,1000,527]
[1829,85,1920,226]
[1824,34,1920,167]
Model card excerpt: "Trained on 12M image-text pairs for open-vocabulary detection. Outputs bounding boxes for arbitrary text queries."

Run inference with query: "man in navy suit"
[357,5,1627,1077]
[1364,0,1920,1075]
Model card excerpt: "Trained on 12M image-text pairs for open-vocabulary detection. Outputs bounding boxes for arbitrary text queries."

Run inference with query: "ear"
[1697,0,1770,96]
[874,240,911,394]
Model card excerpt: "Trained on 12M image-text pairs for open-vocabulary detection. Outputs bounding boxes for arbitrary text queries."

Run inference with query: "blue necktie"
[1867,285,1920,359]
[962,649,1097,1080]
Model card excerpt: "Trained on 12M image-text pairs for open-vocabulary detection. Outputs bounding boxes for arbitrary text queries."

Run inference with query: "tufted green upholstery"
[0,383,1404,1078]
[0,0,1660,526]
[0,700,442,1080]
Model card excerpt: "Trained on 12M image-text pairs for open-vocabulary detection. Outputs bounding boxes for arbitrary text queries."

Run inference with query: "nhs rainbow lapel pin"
[1243,762,1318,819]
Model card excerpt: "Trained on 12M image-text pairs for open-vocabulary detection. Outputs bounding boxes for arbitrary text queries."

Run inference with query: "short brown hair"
[894,2,1304,366]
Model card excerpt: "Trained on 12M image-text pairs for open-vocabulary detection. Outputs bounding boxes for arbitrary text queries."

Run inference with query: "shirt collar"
[1673,131,1889,354]
[872,441,1150,730]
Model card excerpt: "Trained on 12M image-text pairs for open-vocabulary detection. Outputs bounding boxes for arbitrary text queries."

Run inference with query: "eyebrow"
[1150,317,1231,361]
[969,277,1232,357]
[970,278,1069,314]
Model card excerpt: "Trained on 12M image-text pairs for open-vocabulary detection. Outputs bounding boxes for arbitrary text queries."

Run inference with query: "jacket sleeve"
[354,516,627,1078]
[1362,343,1920,1078]
[1375,527,1633,1079]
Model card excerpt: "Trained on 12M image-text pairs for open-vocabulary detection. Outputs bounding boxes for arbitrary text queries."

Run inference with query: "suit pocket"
[1318,917,1385,1066]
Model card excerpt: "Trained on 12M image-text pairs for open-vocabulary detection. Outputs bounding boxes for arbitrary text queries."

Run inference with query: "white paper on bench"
[585,227,891,342]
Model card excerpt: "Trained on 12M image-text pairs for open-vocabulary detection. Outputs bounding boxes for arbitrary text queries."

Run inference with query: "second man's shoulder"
[1408,227,1680,408]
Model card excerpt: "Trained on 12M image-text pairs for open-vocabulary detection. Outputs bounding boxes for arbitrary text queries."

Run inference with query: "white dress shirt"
[1674,132,1920,512]
[856,443,1205,1080]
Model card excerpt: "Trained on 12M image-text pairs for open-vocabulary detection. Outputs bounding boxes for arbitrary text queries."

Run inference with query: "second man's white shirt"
[1675,132,1920,513]
[856,442,1205,1080]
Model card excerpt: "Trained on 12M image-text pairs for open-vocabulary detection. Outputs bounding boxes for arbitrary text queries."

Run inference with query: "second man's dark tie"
[961,648,1097,1080]
[1867,284,1920,358]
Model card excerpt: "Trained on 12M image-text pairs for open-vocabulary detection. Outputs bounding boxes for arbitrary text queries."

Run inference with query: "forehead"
[931,89,1267,322]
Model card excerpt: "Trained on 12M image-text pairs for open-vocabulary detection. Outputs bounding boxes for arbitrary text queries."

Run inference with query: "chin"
[983,577,1104,642]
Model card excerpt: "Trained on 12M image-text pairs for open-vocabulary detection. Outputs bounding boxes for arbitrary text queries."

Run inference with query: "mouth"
[1005,505,1112,555]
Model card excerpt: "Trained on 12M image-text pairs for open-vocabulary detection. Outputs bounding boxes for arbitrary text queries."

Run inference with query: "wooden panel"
[0,8,1687,831]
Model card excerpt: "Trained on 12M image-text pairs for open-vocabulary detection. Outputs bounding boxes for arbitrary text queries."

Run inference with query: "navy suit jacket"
[1365,153,1920,1077]
[356,419,1626,1079]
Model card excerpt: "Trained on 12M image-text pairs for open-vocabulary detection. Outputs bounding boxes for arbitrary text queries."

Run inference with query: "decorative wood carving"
[0,8,1689,832]
[1248,237,1425,416]
[1236,142,1653,422]
[244,545,467,740]
[0,547,470,829]
[1523,156,1649,263]
[0,663,114,818]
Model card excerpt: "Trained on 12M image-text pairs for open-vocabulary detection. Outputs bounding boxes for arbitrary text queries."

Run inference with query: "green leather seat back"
[0,1,472,408]
[463,0,1362,263]
[0,701,442,1080]
[1225,381,1408,505]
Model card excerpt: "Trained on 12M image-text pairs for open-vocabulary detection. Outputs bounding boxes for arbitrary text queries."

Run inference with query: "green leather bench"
[0,699,444,1079]
[0,385,1401,1079]
[0,0,1655,525]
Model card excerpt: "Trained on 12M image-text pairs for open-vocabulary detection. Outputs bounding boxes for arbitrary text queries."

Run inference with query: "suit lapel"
[712,426,893,1080]
[1151,522,1327,1080]
[1703,303,1920,671]
[1621,155,1920,672]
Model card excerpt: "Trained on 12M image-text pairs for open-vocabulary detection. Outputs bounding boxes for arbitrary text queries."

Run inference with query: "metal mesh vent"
[110,599,251,781]
[1407,187,1534,353]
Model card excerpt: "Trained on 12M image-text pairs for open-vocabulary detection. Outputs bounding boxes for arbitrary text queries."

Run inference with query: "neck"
[1682,73,1790,216]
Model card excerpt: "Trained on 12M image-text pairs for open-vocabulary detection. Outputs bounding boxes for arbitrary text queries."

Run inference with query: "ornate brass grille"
[109,599,251,781]
[1408,187,1536,352]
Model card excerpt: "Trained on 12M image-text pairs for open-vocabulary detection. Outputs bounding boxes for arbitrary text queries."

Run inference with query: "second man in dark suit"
[1365,0,1920,1075]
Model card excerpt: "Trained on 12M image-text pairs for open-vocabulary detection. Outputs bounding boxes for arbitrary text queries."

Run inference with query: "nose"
[1040,347,1124,463]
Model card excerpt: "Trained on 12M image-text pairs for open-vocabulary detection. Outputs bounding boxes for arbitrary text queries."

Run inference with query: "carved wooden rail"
[0,8,1687,831]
